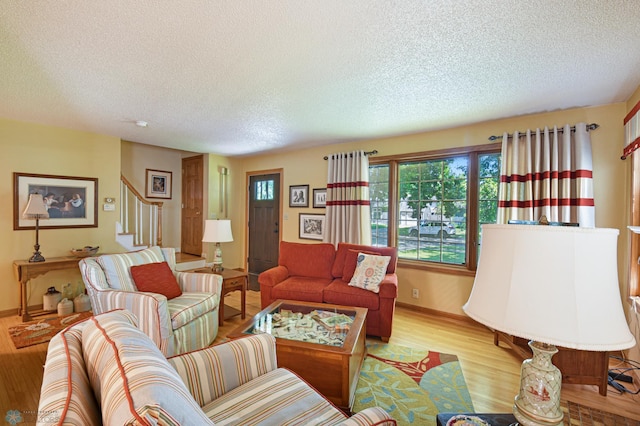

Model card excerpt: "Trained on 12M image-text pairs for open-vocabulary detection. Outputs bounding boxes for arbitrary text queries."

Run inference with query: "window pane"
[368,149,500,271]
[369,164,389,247]
[478,153,501,260]
[399,156,468,265]
[255,180,274,200]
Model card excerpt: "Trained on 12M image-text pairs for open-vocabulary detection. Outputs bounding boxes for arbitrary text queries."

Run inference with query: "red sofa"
[259,241,398,341]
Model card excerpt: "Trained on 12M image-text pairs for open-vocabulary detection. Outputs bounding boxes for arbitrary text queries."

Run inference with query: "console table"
[13,256,81,322]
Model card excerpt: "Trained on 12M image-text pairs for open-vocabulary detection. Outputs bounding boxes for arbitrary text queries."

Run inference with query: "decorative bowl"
[70,246,99,258]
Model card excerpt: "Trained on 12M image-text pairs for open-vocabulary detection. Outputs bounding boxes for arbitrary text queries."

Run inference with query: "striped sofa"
[37,310,396,426]
[79,246,222,356]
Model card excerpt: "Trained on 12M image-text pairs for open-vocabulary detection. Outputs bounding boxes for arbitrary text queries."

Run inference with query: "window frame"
[370,143,500,276]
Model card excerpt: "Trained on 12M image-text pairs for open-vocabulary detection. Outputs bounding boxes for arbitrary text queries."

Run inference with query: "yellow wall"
[121,140,187,249]
[0,118,122,314]
[237,103,629,316]
[204,154,244,269]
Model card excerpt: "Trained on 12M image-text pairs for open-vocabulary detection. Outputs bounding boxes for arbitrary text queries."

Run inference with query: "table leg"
[21,279,32,322]
[218,294,225,326]
[241,277,246,319]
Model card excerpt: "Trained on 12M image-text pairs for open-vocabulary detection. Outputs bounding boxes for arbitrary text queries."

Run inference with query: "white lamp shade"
[202,219,233,243]
[23,193,49,218]
[463,224,635,351]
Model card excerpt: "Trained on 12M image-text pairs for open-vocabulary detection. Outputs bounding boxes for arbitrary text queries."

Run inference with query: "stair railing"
[120,175,163,247]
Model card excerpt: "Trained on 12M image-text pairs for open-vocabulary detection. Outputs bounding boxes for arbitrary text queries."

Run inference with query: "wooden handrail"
[120,174,163,247]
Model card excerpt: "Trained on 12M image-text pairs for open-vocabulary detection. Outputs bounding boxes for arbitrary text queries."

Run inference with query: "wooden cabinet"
[495,331,609,396]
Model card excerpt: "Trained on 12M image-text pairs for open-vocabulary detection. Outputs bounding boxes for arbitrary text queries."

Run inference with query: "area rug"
[354,342,474,425]
[8,311,93,349]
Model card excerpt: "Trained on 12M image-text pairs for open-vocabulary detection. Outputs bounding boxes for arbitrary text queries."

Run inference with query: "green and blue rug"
[354,342,474,425]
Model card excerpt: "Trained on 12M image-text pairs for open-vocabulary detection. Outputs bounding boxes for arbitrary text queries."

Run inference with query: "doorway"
[181,155,204,256]
[247,172,281,291]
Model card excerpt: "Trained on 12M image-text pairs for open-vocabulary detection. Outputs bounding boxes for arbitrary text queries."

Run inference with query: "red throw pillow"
[342,249,379,282]
[130,261,182,299]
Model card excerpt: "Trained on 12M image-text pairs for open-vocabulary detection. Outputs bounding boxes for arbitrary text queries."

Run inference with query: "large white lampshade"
[202,219,233,273]
[463,224,635,425]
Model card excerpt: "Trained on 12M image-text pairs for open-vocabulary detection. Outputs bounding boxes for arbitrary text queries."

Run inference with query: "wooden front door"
[181,155,204,255]
[248,172,281,291]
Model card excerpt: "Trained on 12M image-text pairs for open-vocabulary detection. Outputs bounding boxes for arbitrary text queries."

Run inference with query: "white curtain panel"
[324,150,372,245]
[497,123,595,227]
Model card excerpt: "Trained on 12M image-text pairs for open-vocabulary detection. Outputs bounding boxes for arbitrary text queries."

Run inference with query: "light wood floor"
[2,290,639,421]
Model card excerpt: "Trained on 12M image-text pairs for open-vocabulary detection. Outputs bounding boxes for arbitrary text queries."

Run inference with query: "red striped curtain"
[324,150,372,245]
[623,100,640,159]
[497,123,595,227]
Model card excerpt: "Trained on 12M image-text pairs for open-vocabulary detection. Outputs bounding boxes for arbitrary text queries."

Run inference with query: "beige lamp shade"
[202,219,233,243]
[463,224,635,351]
[23,193,49,218]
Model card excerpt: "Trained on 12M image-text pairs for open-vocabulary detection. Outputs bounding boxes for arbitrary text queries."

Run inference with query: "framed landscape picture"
[145,169,172,199]
[313,188,327,208]
[13,172,98,230]
[289,184,309,207]
[299,213,325,240]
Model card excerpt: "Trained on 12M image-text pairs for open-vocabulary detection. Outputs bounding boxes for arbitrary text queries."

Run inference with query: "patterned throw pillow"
[348,253,391,293]
[342,249,380,282]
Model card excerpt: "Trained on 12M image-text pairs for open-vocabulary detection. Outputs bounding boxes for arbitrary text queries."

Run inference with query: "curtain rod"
[488,123,599,141]
[323,150,378,160]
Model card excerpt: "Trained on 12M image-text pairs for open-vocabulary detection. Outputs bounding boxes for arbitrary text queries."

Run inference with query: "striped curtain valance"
[497,123,595,227]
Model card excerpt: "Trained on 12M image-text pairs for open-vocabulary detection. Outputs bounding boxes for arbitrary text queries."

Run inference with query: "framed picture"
[145,169,172,199]
[313,188,327,208]
[289,184,309,207]
[13,172,98,230]
[299,213,325,240]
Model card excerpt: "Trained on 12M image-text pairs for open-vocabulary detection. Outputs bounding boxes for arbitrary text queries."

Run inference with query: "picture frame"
[289,184,309,207]
[13,172,98,230]
[299,213,325,240]
[145,169,172,199]
[313,188,327,208]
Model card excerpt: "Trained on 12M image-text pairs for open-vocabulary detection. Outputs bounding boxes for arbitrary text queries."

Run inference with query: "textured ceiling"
[2,1,640,156]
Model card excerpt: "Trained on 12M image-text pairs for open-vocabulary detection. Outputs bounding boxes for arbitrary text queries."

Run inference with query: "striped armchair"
[79,246,222,356]
[37,310,396,425]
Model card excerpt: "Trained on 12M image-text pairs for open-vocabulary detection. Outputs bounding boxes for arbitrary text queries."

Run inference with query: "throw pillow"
[342,249,379,282]
[130,261,183,299]
[349,253,391,293]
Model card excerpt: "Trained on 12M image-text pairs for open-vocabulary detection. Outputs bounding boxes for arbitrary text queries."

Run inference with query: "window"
[369,145,500,272]
[255,180,274,200]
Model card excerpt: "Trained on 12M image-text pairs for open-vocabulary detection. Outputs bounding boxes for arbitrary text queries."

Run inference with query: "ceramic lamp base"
[513,341,563,426]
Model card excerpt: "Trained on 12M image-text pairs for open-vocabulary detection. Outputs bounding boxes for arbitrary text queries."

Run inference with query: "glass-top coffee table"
[228,299,368,412]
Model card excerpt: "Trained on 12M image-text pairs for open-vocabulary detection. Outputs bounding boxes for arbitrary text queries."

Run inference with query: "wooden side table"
[192,268,247,325]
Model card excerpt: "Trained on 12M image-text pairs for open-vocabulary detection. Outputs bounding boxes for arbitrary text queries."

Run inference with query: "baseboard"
[395,301,478,326]
[0,303,45,318]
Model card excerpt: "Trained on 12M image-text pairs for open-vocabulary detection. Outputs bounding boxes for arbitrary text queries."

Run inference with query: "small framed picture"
[299,213,325,240]
[145,169,172,199]
[289,184,309,207]
[313,188,327,208]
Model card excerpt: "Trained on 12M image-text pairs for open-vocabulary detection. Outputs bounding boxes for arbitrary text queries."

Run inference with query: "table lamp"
[463,224,636,426]
[202,219,233,273]
[23,193,50,262]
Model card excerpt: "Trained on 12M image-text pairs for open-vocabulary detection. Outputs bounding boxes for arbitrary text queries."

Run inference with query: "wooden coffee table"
[228,299,367,412]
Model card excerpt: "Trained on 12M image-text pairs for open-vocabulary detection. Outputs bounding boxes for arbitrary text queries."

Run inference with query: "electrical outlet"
[412,288,419,299]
